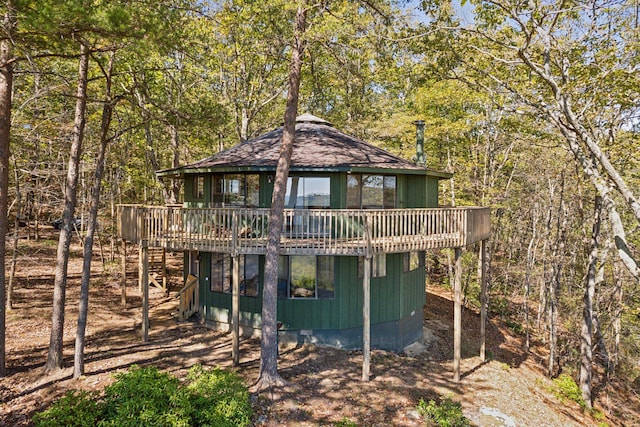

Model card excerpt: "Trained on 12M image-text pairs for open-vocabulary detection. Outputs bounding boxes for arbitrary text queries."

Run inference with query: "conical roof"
[158,115,449,178]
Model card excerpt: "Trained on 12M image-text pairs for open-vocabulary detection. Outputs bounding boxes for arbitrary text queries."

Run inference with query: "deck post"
[142,241,149,343]
[362,256,372,381]
[138,244,143,292]
[161,248,167,294]
[453,247,462,382]
[232,254,240,366]
[121,239,127,308]
[480,239,487,361]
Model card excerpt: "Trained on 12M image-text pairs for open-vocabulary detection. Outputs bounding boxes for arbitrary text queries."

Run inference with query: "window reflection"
[210,253,258,297]
[347,174,396,209]
[277,255,334,299]
[290,256,316,298]
[285,176,330,209]
[346,175,361,209]
[212,174,259,207]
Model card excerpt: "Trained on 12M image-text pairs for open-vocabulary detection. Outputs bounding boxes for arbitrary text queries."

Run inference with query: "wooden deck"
[118,205,490,254]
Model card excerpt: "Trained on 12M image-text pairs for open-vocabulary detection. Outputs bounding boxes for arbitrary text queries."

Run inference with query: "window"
[285,176,330,236]
[211,253,231,293]
[291,256,316,298]
[372,253,386,277]
[210,253,258,297]
[346,175,361,209]
[240,255,259,297]
[285,176,330,209]
[358,254,386,278]
[193,175,205,199]
[347,174,396,209]
[277,255,334,299]
[212,174,259,207]
[403,251,424,272]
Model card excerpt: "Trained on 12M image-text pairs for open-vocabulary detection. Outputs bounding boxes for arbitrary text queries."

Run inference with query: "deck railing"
[118,205,490,255]
[177,274,199,321]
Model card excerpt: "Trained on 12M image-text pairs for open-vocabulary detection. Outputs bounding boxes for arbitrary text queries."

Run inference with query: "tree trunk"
[7,160,20,311]
[133,84,172,204]
[0,0,16,377]
[74,51,114,378]
[168,123,180,204]
[580,195,602,409]
[612,260,623,369]
[548,179,567,377]
[45,42,89,372]
[255,1,308,391]
[524,215,538,351]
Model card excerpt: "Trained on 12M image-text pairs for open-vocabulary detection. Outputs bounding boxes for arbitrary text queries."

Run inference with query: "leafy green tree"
[206,0,291,142]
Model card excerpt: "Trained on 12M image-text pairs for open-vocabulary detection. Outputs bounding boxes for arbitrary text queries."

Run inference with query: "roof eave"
[158,165,453,179]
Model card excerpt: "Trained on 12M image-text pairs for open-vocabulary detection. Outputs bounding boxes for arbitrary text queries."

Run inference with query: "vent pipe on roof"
[414,120,426,166]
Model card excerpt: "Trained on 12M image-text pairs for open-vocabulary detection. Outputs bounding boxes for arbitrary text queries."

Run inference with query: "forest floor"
[0,229,638,426]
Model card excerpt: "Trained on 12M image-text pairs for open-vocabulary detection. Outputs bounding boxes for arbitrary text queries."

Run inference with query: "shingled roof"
[158,114,451,178]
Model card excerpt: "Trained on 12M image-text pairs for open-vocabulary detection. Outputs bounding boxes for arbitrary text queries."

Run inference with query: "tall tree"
[580,195,603,408]
[256,0,308,390]
[73,50,115,378]
[0,0,16,377]
[45,40,89,372]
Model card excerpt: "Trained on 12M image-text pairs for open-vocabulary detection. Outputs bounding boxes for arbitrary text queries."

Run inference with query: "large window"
[277,255,334,299]
[285,176,330,236]
[285,176,330,209]
[212,174,259,207]
[210,253,258,297]
[347,174,396,209]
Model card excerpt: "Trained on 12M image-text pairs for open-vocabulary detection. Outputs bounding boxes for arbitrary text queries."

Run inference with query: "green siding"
[260,174,272,208]
[425,177,439,207]
[333,174,347,208]
[404,175,426,208]
[399,252,427,317]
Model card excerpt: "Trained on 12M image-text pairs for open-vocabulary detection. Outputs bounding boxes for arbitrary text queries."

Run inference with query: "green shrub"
[334,417,358,426]
[417,396,470,427]
[552,374,586,409]
[33,390,102,427]
[184,365,253,427]
[100,365,188,427]
[33,365,252,427]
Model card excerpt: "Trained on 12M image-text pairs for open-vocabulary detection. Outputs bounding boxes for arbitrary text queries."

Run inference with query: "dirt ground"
[0,231,638,426]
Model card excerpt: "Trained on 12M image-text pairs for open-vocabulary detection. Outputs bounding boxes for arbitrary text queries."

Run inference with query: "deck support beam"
[141,242,149,343]
[121,239,127,308]
[232,254,240,366]
[138,244,143,292]
[453,247,462,382]
[362,255,372,382]
[480,239,487,361]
